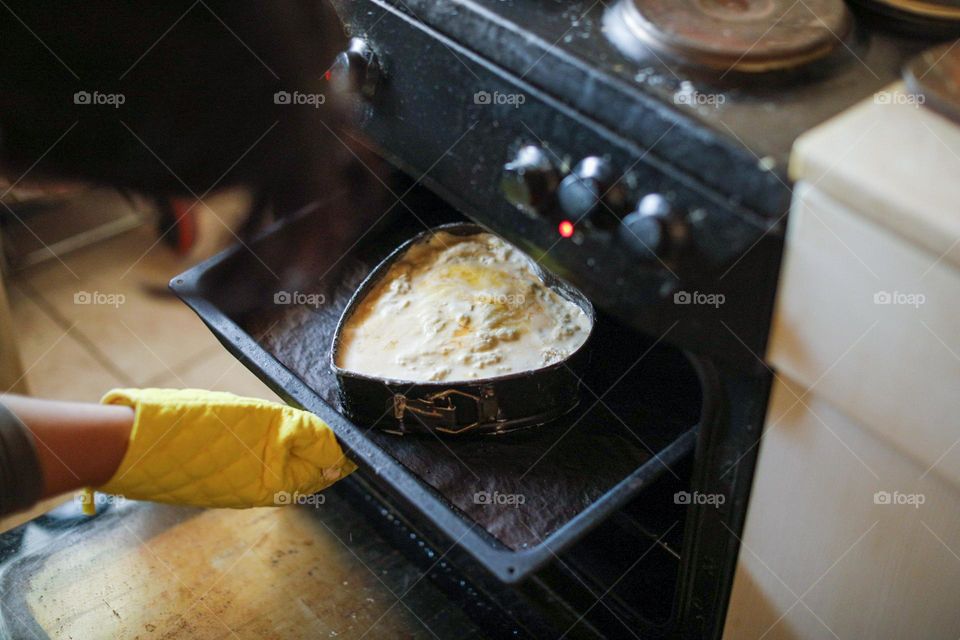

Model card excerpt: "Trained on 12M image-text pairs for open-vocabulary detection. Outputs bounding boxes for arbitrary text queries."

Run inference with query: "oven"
[170,0,952,637]
[174,183,766,638]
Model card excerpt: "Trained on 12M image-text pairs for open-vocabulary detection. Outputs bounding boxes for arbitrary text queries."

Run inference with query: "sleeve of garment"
[0,402,43,517]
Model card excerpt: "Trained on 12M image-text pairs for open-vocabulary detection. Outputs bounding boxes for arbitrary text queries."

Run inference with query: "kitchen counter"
[791,81,960,272]
[0,486,489,639]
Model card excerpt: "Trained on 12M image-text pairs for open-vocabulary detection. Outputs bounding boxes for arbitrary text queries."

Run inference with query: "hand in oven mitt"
[87,388,356,512]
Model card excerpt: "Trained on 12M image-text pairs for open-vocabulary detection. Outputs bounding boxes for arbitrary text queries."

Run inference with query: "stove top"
[607,0,854,73]
[390,0,946,215]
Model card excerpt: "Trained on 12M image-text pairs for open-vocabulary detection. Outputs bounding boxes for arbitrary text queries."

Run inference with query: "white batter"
[336,231,591,382]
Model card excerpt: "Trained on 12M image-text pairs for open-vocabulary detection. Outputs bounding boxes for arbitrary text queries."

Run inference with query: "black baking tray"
[170,194,704,583]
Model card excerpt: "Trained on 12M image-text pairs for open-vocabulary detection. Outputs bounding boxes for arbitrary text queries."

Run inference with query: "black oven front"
[173,1,781,638]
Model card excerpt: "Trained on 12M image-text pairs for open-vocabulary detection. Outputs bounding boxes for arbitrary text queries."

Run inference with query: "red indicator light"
[558,220,575,238]
[324,70,332,81]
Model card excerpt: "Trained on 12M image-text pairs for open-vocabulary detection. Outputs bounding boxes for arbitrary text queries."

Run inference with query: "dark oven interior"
[173,182,714,638]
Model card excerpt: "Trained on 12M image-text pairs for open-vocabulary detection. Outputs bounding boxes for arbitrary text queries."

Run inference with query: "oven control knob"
[557,157,627,227]
[619,194,688,260]
[330,38,379,98]
[500,145,560,215]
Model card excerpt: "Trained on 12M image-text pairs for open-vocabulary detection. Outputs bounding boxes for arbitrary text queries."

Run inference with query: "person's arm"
[0,395,133,501]
[0,389,355,518]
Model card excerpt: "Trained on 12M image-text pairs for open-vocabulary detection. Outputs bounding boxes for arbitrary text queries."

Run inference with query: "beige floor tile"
[7,283,127,402]
[150,346,282,402]
[9,205,282,404]
[2,188,141,269]
[18,225,222,385]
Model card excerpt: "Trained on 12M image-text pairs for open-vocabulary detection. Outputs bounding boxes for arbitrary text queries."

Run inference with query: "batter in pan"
[336,231,591,382]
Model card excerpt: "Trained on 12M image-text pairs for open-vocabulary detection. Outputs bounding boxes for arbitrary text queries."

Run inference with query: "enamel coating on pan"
[330,223,596,436]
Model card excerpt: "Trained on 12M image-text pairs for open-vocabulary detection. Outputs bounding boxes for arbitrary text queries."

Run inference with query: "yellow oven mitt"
[84,388,355,513]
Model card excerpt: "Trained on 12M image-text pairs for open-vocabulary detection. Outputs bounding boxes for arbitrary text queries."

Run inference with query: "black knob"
[557,157,627,227]
[500,145,560,216]
[619,194,688,260]
[330,38,379,98]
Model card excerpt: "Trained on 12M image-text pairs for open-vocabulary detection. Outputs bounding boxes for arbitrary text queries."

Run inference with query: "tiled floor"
[5,203,279,404]
[0,194,277,533]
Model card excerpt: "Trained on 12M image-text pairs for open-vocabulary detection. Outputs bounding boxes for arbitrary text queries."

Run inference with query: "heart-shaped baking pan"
[330,223,596,436]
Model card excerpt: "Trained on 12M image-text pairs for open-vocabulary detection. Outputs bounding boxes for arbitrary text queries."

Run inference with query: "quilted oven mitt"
[83,388,356,514]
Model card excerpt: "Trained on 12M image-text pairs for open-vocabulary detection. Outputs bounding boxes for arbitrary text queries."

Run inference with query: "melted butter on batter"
[336,231,591,382]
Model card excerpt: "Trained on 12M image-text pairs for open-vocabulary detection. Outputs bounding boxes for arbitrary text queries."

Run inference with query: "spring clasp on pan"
[391,386,500,434]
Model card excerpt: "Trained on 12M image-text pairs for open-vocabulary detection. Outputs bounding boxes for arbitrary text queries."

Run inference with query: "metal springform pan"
[330,223,596,436]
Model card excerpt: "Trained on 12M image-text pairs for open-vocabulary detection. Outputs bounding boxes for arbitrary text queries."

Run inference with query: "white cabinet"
[724,84,960,639]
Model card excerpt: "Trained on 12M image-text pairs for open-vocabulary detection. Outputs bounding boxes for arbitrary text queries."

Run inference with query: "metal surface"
[368,0,934,218]
[0,488,494,639]
[324,2,790,637]
[904,39,960,124]
[500,145,560,216]
[329,0,786,368]
[619,193,689,262]
[609,0,853,72]
[330,37,380,98]
[863,0,960,21]
[330,223,596,436]
[171,196,701,580]
[556,156,628,224]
